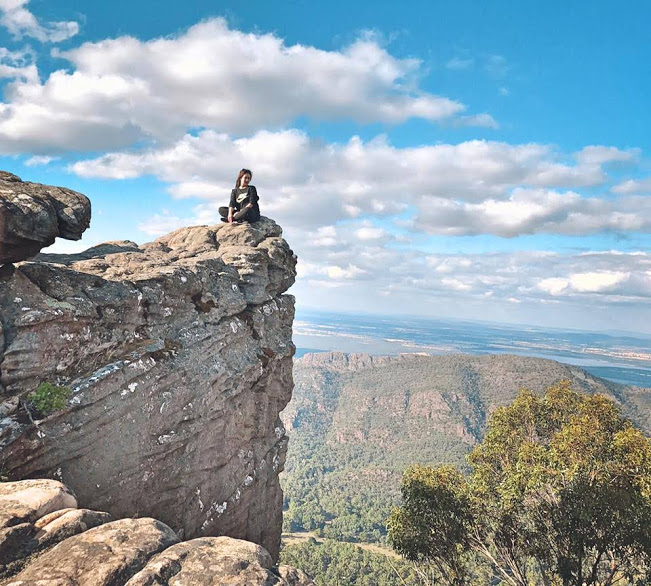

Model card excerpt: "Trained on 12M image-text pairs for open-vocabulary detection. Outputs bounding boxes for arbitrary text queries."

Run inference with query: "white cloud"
[25,154,57,166]
[455,113,499,129]
[441,278,473,292]
[412,188,651,237]
[0,18,483,153]
[312,226,338,247]
[446,57,474,70]
[287,231,651,318]
[355,225,388,241]
[312,246,651,303]
[0,47,37,82]
[72,130,649,237]
[326,264,368,280]
[613,177,651,195]
[0,0,78,42]
[575,145,638,166]
[538,271,640,296]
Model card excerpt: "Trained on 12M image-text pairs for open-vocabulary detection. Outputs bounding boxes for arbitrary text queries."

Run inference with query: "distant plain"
[293,309,651,387]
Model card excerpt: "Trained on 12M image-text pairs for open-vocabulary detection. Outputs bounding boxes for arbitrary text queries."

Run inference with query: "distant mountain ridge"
[288,351,649,440]
[280,351,650,542]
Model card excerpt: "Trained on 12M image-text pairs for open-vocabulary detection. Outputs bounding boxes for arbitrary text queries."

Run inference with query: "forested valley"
[279,352,651,585]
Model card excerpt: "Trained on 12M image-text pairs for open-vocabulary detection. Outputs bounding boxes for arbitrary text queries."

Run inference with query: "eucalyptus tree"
[388,382,651,586]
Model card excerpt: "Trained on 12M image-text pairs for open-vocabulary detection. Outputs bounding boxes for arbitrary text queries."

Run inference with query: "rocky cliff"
[0,173,297,563]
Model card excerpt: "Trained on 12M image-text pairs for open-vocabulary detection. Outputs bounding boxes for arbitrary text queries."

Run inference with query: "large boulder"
[126,536,315,585]
[0,171,91,264]
[5,518,179,585]
[0,480,314,585]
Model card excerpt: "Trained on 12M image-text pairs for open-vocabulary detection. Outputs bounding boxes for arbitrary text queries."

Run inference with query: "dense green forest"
[280,353,651,585]
[280,539,422,586]
[282,418,467,542]
[280,538,507,585]
[280,352,648,543]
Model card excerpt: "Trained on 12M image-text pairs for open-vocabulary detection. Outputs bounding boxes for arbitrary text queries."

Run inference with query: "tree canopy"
[388,381,651,586]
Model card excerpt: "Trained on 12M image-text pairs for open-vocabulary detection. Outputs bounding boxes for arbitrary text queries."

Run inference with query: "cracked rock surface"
[0,172,91,264]
[0,215,297,562]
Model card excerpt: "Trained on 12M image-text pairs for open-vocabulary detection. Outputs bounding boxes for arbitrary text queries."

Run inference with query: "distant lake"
[293,310,651,388]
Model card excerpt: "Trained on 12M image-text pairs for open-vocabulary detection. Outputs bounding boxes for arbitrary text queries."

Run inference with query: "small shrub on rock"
[27,382,72,417]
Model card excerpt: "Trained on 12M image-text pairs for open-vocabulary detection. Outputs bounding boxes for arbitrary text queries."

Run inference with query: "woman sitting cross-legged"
[219,168,261,224]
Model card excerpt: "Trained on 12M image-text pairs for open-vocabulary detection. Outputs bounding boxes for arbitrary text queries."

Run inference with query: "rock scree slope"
[0,172,298,564]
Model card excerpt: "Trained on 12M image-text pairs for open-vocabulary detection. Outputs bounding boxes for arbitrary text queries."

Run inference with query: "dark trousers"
[219,206,257,222]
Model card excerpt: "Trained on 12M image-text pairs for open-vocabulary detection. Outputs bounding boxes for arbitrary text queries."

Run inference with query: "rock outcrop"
[0,172,91,264]
[0,479,314,585]
[0,187,297,563]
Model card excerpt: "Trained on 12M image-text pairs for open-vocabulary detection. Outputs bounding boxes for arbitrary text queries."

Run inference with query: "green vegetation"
[282,354,648,545]
[388,382,651,586]
[27,382,72,417]
[280,537,423,586]
[282,355,650,584]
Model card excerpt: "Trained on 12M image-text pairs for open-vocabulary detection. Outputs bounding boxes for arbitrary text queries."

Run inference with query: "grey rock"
[5,518,179,585]
[0,523,37,567]
[33,507,112,550]
[277,565,316,586]
[125,536,295,585]
[0,172,91,264]
[0,481,111,574]
[0,217,297,561]
[0,481,312,584]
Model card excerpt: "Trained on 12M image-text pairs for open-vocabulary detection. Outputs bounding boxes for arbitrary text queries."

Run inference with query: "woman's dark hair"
[235,168,252,189]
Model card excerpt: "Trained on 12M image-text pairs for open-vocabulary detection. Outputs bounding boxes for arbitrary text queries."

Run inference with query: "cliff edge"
[0,173,297,562]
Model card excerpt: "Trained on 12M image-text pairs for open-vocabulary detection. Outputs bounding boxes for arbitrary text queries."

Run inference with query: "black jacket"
[229,185,261,222]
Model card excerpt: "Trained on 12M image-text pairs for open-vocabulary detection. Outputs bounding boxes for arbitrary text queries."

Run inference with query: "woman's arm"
[228,189,236,221]
[246,186,259,208]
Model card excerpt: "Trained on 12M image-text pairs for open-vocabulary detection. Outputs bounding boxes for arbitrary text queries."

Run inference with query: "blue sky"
[1,0,650,332]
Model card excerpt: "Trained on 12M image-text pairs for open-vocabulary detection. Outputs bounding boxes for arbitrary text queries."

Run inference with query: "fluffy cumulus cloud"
[412,188,651,237]
[613,177,651,195]
[0,0,78,42]
[132,193,651,308]
[74,129,648,237]
[304,244,651,303]
[288,226,651,312]
[0,18,483,153]
[7,11,648,327]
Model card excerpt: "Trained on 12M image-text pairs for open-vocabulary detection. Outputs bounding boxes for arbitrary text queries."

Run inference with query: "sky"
[0,0,650,333]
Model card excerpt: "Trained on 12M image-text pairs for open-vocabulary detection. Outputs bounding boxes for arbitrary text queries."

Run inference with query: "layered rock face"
[0,208,297,562]
[0,479,314,585]
[0,172,91,264]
